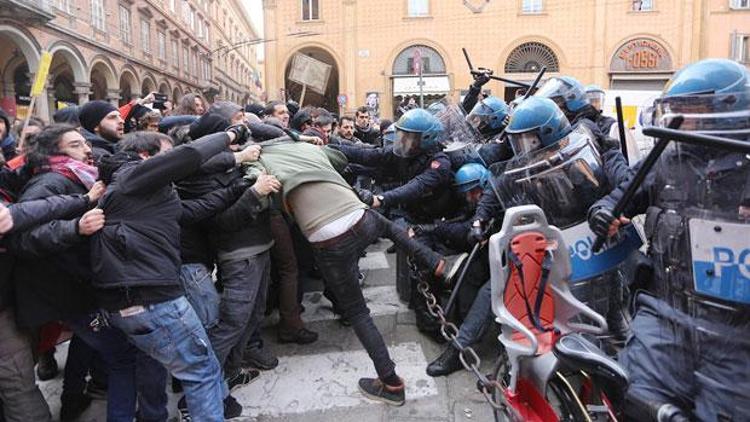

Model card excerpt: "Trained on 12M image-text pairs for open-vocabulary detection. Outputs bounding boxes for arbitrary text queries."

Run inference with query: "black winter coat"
[0,194,91,312]
[10,172,94,328]
[91,133,232,310]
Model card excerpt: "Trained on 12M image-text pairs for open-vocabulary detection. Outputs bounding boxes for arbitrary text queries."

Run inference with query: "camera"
[152,93,169,110]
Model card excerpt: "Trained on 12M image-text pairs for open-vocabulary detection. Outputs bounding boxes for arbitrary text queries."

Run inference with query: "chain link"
[417,279,506,411]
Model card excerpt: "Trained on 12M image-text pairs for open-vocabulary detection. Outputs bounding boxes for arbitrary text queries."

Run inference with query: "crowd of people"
[0,56,747,422]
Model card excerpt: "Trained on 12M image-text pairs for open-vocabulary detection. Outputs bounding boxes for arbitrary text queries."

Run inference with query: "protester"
[78,100,124,161]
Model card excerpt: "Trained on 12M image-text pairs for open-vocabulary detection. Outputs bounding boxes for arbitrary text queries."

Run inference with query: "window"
[731,32,750,63]
[408,0,429,16]
[190,8,196,31]
[141,20,151,53]
[202,59,210,81]
[169,0,175,12]
[171,39,179,67]
[521,0,543,14]
[730,0,750,10]
[182,0,190,23]
[197,18,204,38]
[504,42,560,73]
[301,0,319,20]
[119,5,131,43]
[157,32,166,60]
[91,0,105,31]
[57,0,71,13]
[632,0,654,11]
[183,46,190,74]
[192,51,198,76]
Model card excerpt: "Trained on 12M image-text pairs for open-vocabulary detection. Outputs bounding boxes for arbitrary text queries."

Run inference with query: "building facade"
[264,0,750,118]
[0,0,262,121]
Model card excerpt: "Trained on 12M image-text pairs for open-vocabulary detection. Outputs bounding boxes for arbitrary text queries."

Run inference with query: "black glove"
[412,224,436,237]
[468,222,486,244]
[226,124,251,145]
[472,71,491,88]
[589,207,617,239]
[597,135,621,153]
[355,187,374,206]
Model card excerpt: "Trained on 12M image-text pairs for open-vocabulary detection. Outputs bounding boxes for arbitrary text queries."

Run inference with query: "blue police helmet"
[664,58,748,97]
[505,97,572,155]
[654,59,750,138]
[426,101,447,115]
[466,96,510,135]
[454,162,490,193]
[535,76,589,114]
[393,108,444,157]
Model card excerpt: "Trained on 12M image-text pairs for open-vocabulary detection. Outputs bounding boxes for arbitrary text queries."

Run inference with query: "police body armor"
[646,145,750,317]
[492,125,643,315]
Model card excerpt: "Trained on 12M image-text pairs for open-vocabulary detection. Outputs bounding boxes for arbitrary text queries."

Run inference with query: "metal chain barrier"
[416,279,506,410]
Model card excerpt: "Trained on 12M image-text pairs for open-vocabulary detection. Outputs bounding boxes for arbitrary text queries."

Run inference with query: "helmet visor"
[393,130,422,157]
[508,131,544,156]
[652,91,750,139]
[535,78,569,105]
[466,102,494,132]
[587,92,605,109]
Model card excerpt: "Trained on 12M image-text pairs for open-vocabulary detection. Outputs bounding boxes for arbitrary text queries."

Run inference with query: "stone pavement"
[39,239,504,422]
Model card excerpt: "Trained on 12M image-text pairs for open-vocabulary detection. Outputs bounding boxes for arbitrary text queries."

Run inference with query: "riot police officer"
[535,76,633,188]
[585,84,606,113]
[589,58,750,420]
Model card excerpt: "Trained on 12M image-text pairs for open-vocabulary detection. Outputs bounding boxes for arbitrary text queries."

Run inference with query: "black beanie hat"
[244,103,265,118]
[79,100,118,134]
[188,112,230,140]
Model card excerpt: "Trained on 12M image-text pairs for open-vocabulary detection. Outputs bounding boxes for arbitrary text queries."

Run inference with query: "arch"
[172,85,183,103]
[503,42,560,74]
[47,40,88,83]
[141,72,157,96]
[2,53,28,93]
[89,56,117,101]
[385,39,453,77]
[498,36,566,75]
[157,79,172,96]
[283,44,341,111]
[119,65,139,105]
[607,33,676,72]
[0,23,41,71]
[392,45,446,75]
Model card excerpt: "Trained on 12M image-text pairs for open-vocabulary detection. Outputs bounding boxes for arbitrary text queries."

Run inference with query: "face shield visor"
[651,91,750,139]
[586,91,605,111]
[466,102,496,134]
[393,130,423,158]
[535,78,570,109]
[507,131,544,156]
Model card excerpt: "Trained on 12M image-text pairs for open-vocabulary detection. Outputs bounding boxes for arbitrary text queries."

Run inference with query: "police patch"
[430,160,441,169]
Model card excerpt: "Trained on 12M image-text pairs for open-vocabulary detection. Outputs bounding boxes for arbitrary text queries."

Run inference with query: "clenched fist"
[86,181,107,204]
[78,208,106,236]
[235,144,261,164]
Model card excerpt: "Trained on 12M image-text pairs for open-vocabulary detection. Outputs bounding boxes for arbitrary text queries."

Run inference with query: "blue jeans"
[180,264,220,329]
[210,251,271,370]
[108,296,225,422]
[66,314,168,422]
[311,210,442,380]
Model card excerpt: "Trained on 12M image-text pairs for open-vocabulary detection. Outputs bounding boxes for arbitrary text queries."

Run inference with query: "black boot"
[426,346,462,377]
[606,280,631,346]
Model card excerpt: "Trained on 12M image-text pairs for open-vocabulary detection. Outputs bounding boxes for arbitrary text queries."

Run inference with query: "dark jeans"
[179,264,220,330]
[456,281,493,348]
[311,210,442,380]
[108,297,224,421]
[62,334,107,398]
[210,251,271,371]
[66,314,168,422]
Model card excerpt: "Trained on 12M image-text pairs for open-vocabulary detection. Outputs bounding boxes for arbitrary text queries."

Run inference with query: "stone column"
[262,0,279,100]
[343,0,357,113]
[74,82,92,105]
[106,88,121,107]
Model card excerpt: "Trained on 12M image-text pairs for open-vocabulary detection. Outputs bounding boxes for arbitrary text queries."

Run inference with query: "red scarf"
[46,156,98,189]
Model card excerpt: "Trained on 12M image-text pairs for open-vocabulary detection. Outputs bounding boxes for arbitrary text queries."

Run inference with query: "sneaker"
[426,346,462,377]
[36,349,58,381]
[59,393,92,422]
[278,327,319,345]
[358,377,405,406]
[223,395,243,419]
[242,346,279,370]
[226,368,261,392]
[177,396,190,422]
[386,244,397,254]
